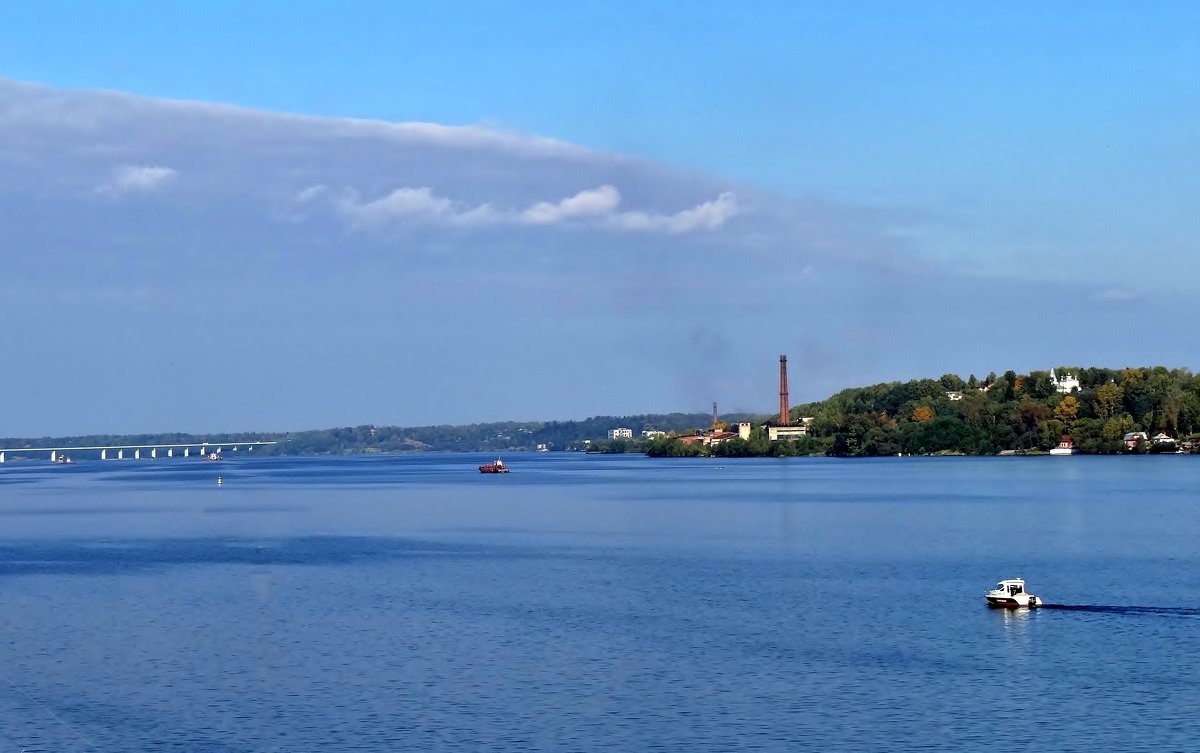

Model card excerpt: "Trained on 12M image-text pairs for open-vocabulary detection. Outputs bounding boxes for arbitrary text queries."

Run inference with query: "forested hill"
[789,366,1200,456]
[267,412,753,454]
[0,413,751,457]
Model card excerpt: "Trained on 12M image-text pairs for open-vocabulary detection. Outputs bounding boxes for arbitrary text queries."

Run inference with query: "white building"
[1050,368,1081,394]
[946,391,964,401]
[608,428,633,440]
[641,430,666,439]
[768,418,814,441]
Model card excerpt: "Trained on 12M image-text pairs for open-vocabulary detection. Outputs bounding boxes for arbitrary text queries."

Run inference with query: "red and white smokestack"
[779,355,790,426]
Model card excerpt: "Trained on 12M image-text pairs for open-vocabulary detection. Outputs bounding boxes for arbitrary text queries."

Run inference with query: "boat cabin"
[995,579,1026,596]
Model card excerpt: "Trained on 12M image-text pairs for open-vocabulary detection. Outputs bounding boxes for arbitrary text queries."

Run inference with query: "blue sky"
[1,3,1198,434]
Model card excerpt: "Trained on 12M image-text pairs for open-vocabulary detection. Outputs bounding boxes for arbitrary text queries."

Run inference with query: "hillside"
[650,366,1200,457]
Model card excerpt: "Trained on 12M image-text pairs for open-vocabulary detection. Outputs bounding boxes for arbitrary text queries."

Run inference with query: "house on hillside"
[1124,431,1148,449]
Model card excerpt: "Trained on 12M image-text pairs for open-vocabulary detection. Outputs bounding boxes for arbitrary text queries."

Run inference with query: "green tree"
[1101,414,1135,442]
[1002,371,1018,401]
[1025,371,1056,399]
[988,378,1009,403]
[1123,380,1153,425]
[1038,419,1067,451]
[939,373,966,391]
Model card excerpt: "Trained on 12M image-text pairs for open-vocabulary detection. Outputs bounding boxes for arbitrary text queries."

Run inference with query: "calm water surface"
[1,454,1198,751]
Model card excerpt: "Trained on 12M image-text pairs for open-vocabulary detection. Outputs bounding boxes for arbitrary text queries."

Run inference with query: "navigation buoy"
[217,476,223,487]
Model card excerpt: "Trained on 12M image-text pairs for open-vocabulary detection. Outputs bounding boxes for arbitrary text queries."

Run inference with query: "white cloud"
[98,164,177,196]
[335,186,499,228]
[520,185,621,224]
[608,192,738,234]
[327,183,736,234]
[342,187,455,223]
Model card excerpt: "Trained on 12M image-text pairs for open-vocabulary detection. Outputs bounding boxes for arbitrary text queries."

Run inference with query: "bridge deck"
[0,441,278,452]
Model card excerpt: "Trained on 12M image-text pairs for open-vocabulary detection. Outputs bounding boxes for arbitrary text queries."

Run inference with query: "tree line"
[645,367,1200,457]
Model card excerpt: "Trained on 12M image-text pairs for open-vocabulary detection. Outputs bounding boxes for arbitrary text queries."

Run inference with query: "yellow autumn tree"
[1055,395,1079,424]
[1094,382,1122,419]
[911,405,935,423]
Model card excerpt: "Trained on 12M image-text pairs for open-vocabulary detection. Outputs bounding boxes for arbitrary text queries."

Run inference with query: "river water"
[0,453,1198,751]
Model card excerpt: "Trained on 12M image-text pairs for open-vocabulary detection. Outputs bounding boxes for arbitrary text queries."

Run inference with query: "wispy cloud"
[0,77,596,162]
[322,184,737,234]
[97,164,177,196]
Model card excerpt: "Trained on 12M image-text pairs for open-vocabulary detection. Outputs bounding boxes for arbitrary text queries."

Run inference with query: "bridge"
[0,441,278,463]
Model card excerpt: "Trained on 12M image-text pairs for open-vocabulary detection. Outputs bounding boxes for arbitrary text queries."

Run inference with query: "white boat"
[985,578,1043,608]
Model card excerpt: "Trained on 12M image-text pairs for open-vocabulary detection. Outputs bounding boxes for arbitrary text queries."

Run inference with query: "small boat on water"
[479,458,509,474]
[203,452,222,461]
[986,578,1043,608]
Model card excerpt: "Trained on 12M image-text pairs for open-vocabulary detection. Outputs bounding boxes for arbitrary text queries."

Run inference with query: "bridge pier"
[0,440,276,467]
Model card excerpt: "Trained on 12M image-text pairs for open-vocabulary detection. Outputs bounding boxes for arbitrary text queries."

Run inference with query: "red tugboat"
[479,458,509,474]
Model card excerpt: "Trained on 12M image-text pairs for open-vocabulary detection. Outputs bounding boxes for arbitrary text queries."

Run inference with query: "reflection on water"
[994,605,1032,625]
[992,605,1036,652]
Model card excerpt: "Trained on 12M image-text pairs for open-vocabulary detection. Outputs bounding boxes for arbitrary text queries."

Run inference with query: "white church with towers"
[1050,368,1081,394]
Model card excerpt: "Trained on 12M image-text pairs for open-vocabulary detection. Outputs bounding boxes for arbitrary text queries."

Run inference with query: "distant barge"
[479,459,509,474]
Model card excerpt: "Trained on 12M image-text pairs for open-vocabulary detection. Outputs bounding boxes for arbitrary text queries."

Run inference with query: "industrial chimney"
[779,355,790,426]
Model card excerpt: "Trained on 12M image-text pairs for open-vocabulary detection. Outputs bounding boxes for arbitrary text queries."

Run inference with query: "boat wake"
[1039,604,1200,617]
